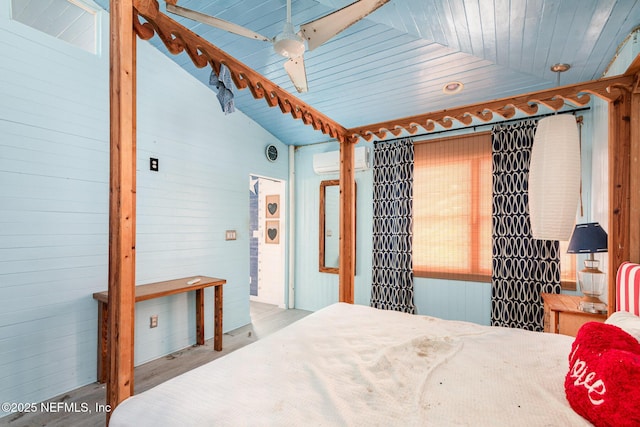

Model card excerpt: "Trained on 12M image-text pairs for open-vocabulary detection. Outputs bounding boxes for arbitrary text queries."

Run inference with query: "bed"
[109,263,640,427]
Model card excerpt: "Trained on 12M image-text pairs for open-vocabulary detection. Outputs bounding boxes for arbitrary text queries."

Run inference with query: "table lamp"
[566,222,608,313]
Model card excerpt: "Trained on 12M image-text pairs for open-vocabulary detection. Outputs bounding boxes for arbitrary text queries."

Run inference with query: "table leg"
[97,301,108,384]
[552,311,560,334]
[195,288,205,346]
[214,285,223,351]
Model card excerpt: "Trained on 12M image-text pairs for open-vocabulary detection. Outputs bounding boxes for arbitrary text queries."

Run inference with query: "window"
[559,240,577,290]
[11,0,98,54]
[413,131,577,288]
[413,133,493,282]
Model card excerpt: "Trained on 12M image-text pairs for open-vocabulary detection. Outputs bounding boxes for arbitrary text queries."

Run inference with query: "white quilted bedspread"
[109,303,591,427]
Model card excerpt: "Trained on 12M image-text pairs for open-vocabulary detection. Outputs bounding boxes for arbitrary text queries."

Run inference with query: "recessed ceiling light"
[550,63,571,73]
[443,81,464,95]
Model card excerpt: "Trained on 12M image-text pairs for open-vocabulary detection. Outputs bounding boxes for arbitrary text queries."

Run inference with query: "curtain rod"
[377,107,591,144]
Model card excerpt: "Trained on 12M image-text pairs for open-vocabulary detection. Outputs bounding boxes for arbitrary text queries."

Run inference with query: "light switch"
[225,230,237,240]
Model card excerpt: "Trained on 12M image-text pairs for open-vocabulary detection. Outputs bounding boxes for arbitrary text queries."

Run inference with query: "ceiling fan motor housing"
[273,22,305,58]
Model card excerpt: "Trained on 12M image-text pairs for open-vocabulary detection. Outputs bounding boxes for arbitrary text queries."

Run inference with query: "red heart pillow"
[565,322,640,427]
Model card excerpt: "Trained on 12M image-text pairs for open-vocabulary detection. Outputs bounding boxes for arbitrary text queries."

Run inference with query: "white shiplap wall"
[0,2,288,417]
[0,4,110,410]
[293,142,374,312]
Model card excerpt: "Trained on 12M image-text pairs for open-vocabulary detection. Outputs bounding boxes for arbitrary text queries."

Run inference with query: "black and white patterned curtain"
[491,120,561,331]
[371,138,416,314]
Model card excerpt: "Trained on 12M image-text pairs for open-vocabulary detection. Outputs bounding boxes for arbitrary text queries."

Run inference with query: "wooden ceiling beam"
[347,74,635,142]
[132,0,349,143]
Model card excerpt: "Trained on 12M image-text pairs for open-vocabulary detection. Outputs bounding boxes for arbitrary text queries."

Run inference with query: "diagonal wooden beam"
[132,0,349,143]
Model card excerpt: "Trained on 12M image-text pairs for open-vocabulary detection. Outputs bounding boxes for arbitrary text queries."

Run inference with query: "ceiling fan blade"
[283,56,308,93]
[299,0,389,51]
[166,4,271,42]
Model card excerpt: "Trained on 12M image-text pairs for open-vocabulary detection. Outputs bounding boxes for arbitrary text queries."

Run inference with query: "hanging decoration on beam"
[209,64,235,115]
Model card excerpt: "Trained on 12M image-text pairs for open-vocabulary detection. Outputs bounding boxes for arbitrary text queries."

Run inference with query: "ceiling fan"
[166,0,389,93]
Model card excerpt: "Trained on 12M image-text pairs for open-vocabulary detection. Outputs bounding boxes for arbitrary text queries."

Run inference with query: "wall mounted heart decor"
[268,228,277,240]
[266,195,280,218]
[266,220,280,244]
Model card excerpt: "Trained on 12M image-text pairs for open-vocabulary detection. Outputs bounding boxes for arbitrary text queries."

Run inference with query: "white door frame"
[249,175,286,307]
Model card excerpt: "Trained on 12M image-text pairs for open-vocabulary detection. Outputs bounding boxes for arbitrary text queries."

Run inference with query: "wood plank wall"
[0,8,110,410]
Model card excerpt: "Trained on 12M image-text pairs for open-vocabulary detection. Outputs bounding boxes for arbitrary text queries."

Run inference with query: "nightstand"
[541,293,607,337]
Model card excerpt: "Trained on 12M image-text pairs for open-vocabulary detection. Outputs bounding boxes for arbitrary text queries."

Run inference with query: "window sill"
[561,280,577,292]
[414,270,578,290]
[413,270,492,283]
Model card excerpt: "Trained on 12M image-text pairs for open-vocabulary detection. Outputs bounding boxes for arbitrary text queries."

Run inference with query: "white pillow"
[605,310,640,342]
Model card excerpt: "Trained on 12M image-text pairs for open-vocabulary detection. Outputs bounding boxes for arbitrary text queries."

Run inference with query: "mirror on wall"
[319,180,355,273]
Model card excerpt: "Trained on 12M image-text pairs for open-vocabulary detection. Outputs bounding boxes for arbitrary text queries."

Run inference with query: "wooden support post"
[339,140,356,303]
[107,0,137,418]
[629,76,640,263]
[608,88,631,316]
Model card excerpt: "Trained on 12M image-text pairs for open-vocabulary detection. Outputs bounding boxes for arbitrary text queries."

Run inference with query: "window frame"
[559,240,577,291]
[412,132,493,282]
[10,0,99,54]
[412,131,578,287]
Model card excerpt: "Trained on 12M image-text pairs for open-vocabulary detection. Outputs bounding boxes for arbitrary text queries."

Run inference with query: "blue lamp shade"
[566,223,608,254]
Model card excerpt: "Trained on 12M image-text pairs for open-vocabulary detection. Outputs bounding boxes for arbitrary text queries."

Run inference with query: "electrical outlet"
[150,315,158,328]
[150,157,159,171]
[225,230,237,240]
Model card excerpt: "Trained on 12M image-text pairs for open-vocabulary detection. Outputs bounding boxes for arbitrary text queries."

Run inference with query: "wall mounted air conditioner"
[312,146,371,175]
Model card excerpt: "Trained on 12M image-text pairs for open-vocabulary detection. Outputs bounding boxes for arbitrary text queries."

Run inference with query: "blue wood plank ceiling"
[88,0,640,145]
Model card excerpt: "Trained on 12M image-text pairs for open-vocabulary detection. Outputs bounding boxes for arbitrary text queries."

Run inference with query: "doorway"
[249,175,286,307]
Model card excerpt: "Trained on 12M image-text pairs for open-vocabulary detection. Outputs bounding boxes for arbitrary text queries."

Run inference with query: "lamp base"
[578,295,607,314]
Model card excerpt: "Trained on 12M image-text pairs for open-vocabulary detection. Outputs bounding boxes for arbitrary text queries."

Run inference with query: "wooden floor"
[0,302,310,427]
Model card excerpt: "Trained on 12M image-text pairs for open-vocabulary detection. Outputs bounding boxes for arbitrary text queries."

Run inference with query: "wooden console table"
[93,276,226,383]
